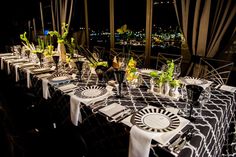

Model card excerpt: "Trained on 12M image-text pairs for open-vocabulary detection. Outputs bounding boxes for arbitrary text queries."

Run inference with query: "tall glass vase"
[57,42,67,63]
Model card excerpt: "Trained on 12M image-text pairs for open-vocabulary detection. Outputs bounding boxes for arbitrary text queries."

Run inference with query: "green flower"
[48,23,69,43]
[150,71,159,78]
[96,61,108,67]
[170,79,180,88]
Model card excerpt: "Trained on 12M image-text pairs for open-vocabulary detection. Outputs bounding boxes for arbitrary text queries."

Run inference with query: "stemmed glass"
[52,55,60,71]
[114,70,126,98]
[36,52,43,67]
[74,60,84,82]
[16,47,22,58]
[185,84,203,122]
[25,50,31,60]
[173,64,181,79]
[95,65,107,86]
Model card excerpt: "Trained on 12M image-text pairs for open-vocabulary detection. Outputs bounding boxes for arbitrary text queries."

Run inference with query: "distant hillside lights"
[154,0,173,5]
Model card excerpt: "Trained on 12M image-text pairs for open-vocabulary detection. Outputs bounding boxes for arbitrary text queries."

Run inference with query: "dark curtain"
[174,0,236,57]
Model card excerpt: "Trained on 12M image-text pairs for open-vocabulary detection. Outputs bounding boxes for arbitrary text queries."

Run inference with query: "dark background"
[0,0,38,51]
[0,0,178,52]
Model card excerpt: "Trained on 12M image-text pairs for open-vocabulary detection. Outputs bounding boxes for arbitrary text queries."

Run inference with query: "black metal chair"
[192,58,234,85]
[155,52,183,70]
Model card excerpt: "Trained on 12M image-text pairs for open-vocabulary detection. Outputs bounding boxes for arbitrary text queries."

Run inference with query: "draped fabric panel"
[174,0,236,57]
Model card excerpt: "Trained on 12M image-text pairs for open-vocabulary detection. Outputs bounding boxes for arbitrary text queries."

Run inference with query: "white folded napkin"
[9,58,27,63]
[200,80,213,89]
[19,62,36,68]
[0,53,13,57]
[14,62,34,82]
[220,85,236,93]
[15,66,19,82]
[42,78,51,99]
[0,54,13,70]
[1,58,4,70]
[129,125,156,157]
[69,86,114,125]
[128,106,189,157]
[1,56,18,60]
[99,103,126,117]
[70,95,83,126]
[26,69,32,88]
[7,61,11,74]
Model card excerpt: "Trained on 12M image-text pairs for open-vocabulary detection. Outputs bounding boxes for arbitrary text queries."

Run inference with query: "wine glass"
[74,60,84,82]
[25,50,31,60]
[173,64,181,79]
[185,84,203,122]
[114,70,126,98]
[52,55,60,71]
[16,47,22,58]
[36,52,43,67]
[95,65,107,86]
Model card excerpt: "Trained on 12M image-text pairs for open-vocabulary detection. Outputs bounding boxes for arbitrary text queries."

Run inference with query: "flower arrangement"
[20,32,36,52]
[126,57,142,88]
[48,23,69,43]
[117,24,133,54]
[48,23,69,62]
[149,60,180,97]
[150,60,179,87]
[126,57,138,78]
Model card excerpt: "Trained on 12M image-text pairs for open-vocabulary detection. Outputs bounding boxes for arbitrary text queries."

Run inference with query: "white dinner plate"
[131,107,180,133]
[75,85,108,99]
[49,73,72,82]
[139,68,160,76]
[32,67,51,72]
[180,76,208,85]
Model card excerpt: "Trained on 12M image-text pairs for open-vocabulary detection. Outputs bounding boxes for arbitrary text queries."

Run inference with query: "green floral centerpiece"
[20,32,37,53]
[48,23,69,63]
[126,57,142,88]
[149,60,180,98]
[117,24,133,54]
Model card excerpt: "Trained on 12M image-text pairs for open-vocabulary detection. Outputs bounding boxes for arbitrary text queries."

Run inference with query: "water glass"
[199,86,211,105]
[173,64,181,78]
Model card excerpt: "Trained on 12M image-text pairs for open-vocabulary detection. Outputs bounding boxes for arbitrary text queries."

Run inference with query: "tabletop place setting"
[1,46,236,157]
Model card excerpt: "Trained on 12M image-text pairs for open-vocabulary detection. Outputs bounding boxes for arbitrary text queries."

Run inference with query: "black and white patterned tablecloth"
[1,54,236,157]
[57,73,235,157]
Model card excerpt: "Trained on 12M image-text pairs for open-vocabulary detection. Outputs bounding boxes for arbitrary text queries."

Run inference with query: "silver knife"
[167,127,193,150]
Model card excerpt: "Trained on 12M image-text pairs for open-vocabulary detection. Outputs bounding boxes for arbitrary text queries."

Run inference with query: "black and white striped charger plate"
[180,76,208,85]
[75,85,108,99]
[131,107,180,133]
[32,67,51,73]
[139,68,161,76]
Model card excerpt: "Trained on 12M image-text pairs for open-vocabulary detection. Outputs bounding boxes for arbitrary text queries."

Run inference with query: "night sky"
[0,0,177,51]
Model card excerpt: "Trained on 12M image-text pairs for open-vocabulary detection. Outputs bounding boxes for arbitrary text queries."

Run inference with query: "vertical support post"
[84,0,90,48]
[51,0,56,31]
[33,18,37,42]
[28,20,31,41]
[40,2,45,34]
[109,0,115,49]
[144,0,153,67]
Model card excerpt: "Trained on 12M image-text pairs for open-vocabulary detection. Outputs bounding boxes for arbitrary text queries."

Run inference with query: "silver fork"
[91,99,107,113]
[173,132,193,153]
[113,108,135,122]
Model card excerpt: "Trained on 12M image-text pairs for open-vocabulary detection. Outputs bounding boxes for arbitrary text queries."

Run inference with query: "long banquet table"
[1,52,235,157]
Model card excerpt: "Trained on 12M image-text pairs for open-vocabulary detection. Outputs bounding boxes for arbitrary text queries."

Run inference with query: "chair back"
[194,58,234,85]
[156,53,183,70]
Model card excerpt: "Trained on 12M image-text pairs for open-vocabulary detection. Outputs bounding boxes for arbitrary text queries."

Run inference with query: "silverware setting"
[90,99,107,113]
[62,86,80,93]
[107,108,135,122]
[167,127,195,153]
